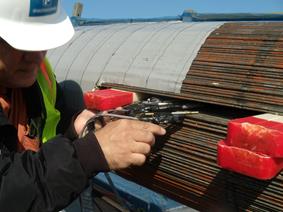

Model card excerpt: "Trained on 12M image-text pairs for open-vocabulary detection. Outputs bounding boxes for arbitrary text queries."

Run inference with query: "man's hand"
[95,119,166,170]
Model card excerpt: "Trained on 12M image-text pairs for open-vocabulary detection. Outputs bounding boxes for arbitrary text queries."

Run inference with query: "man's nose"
[23,51,47,64]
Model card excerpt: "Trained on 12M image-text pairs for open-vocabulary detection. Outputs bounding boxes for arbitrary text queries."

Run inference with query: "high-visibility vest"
[36,58,60,143]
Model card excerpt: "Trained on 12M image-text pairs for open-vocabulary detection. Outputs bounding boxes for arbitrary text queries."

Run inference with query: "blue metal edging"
[182,10,283,22]
[92,173,189,212]
[71,10,283,27]
[71,16,182,27]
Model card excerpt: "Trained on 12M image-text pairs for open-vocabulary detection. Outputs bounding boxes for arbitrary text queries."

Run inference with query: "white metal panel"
[81,23,149,91]
[100,22,172,86]
[122,21,187,89]
[47,30,85,82]
[48,21,223,93]
[66,25,119,89]
[146,22,223,92]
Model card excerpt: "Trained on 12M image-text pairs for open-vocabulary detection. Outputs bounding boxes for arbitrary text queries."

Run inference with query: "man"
[0,0,166,211]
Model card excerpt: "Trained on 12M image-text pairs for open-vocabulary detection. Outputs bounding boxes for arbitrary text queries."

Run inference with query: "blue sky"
[62,0,283,19]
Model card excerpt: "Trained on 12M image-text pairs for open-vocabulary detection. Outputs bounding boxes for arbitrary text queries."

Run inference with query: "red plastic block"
[84,89,133,110]
[226,113,283,157]
[217,140,283,180]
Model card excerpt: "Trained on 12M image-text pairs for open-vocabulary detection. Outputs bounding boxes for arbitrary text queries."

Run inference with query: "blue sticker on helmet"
[29,0,58,17]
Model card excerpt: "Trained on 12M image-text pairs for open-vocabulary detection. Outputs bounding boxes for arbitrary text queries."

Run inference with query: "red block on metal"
[217,140,283,180]
[226,114,283,157]
[84,89,133,110]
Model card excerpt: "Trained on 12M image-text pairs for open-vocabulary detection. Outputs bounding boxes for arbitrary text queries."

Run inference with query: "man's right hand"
[94,119,166,170]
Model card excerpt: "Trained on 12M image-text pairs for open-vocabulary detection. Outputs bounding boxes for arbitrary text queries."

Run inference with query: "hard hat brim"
[0,8,74,51]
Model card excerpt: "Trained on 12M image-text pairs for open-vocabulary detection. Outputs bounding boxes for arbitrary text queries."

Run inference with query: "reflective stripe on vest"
[37,58,60,143]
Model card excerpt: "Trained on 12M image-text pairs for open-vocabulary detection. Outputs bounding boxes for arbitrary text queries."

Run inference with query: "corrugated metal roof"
[47,21,223,93]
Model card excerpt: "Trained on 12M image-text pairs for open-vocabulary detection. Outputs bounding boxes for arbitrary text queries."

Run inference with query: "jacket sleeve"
[55,80,86,136]
[0,131,109,212]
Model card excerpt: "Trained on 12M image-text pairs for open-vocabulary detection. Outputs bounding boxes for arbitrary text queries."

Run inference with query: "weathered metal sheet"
[47,21,222,92]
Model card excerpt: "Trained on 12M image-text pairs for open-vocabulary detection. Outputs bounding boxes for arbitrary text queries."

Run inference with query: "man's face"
[0,38,47,88]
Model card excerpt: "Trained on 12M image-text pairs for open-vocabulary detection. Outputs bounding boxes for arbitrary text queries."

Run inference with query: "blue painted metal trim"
[71,10,283,27]
[71,16,181,27]
[182,10,283,22]
[92,173,187,212]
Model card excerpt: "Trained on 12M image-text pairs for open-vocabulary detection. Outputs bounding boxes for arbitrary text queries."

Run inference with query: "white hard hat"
[0,0,74,51]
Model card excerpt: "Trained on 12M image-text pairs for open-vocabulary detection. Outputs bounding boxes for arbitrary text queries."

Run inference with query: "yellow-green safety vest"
[37,58,60,143]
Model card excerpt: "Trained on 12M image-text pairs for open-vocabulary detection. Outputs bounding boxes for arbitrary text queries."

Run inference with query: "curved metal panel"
[47,21,223,92]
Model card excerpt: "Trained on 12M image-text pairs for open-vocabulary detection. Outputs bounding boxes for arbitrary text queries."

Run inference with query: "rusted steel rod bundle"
[117,107,283,211]
[181,22,283,114]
